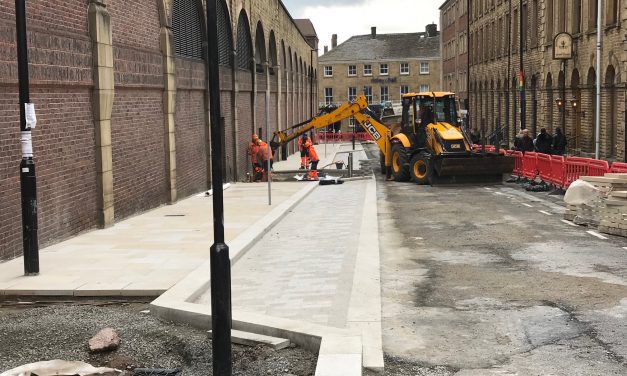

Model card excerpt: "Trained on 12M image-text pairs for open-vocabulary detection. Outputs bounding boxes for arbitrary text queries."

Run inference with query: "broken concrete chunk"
[89,327,120,353]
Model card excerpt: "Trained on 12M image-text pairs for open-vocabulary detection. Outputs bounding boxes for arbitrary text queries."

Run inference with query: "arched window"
[236,11,253,70]
[217,0,233,66]
[172,0,204,59]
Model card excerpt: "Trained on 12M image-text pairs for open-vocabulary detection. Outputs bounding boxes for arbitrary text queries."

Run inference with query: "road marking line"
[561,219,579,227]
[521,203,533,207]
[587,230,608,240]
[539,210,552,216]
[494,191,505,195]
[622,247,627,251]
[484,187,492,190]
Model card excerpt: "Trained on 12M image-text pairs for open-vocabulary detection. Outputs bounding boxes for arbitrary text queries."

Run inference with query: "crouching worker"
[257,137,273,182]
[306,142,320,181]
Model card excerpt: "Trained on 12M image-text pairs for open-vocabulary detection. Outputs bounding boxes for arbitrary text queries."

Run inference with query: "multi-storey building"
[440,0,469,110]
[0,0,317,261]
[467,0,624,160]
[318,26,441,132]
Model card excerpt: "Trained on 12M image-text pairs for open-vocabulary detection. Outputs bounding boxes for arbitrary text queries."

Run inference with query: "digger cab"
[400,92,468,153]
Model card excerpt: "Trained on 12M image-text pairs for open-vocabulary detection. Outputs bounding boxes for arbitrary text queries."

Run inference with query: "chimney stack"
[331,34,337,48]
[371,27,376,38]
[324,45,328,54]
[426,23,438,37]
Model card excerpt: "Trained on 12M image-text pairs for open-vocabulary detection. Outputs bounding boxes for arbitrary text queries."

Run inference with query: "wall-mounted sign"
[553,32,573,60]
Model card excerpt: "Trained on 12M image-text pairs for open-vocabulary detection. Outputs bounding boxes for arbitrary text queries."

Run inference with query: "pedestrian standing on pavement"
[298,134,312,169]
[257,137,273,182]
[552,127,567,155]
[534,128,553,154]
[248,134,262,182]
[513,130,523,151]
[520,129,534,152]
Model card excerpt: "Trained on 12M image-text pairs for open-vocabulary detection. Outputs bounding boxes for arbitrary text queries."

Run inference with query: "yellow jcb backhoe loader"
[271,92,514,184]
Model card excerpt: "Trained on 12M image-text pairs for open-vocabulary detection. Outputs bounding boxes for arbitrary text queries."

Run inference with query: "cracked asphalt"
[367,144,627,375]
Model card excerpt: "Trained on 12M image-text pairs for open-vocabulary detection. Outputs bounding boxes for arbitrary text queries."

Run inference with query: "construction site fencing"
[509,152,623,189]
[537,153,552,183]
[522,152,539,180]
[609,161,627,173]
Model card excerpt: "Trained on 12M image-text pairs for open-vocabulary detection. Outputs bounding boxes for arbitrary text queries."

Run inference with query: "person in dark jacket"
[520,129,534,152]
[552,127,567,155]
[534,128,553,154]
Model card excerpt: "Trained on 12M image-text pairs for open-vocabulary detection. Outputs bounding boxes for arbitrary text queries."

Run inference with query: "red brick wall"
[220,90,234,181]
[237,70,254,181]
[0,1,95,260]
[0,88,22,260]
[175,89,208,198]
[107,0,160,50]
[108,0,166,220]
[111,89,166,219]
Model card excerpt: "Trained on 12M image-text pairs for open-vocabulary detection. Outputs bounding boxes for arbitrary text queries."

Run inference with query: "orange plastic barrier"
[536,153,552,183]
[564,156,590,188]
[522,152,538,180]
[587,159,609,176]
[511,151,524,176]
[609,161,627,173]
[549,155,566,188]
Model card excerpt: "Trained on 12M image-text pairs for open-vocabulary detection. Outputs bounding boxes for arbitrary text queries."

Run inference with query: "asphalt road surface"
[370,147,627,375]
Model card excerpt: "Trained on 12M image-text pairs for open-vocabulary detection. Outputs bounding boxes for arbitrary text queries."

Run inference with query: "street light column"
[206,0,232,374]
[15,0,39,275]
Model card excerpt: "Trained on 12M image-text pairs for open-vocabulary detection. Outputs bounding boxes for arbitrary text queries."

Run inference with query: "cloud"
[282,0,368,17]
[296,0,438,52]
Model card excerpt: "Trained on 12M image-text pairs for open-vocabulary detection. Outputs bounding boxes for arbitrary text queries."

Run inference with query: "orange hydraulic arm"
[271,96,370,149]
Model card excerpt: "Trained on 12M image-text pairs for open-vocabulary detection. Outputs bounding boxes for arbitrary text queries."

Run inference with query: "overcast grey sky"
[281,0,441,54]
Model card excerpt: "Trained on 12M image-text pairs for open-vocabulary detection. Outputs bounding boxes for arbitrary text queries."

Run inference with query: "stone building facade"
[318,26,441,132]
[440,0,469,109]
[0,0,317,260]
[468,0,624,160]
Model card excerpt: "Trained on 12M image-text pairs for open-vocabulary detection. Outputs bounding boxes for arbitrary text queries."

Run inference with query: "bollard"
[348,152,353,178]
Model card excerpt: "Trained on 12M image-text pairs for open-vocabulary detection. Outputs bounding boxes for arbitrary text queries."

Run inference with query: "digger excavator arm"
[270,95,370,150]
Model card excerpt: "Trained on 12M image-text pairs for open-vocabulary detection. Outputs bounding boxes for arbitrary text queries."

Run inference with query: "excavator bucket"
[432,155,515,184]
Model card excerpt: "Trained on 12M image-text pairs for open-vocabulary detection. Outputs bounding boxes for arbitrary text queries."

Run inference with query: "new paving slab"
[0,143,383,375]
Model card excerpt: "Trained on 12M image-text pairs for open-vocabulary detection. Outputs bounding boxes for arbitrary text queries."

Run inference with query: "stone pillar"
[89,0,115,227]
[160,26,177,203]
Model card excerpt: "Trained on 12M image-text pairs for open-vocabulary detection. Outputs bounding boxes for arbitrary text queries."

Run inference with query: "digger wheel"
[410,153,431,185]
[391,144,410,182]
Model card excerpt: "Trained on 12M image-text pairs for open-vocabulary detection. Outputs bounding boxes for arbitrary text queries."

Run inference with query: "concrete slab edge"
[151,180,319,306]
[150,299,362,376]
[346,176,384,372]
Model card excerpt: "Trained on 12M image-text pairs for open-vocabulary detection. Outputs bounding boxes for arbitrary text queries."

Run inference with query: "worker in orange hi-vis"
[248,134,262,182]
[257,138,273,182]
[298,134,312,169]
[306,142,320,181]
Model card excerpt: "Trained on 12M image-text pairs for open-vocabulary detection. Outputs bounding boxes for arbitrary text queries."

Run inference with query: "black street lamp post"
[15,0,39,275]
[206,0,232,374]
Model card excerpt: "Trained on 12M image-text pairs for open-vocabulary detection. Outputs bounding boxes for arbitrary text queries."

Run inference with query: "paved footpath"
[195,180,367,328]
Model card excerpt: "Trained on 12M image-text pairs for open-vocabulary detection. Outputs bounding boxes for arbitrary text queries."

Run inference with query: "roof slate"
[319,33,440,62]
[294,19,317,38]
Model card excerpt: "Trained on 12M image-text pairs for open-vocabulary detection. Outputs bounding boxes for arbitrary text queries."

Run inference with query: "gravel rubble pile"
[0,301,316,375]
